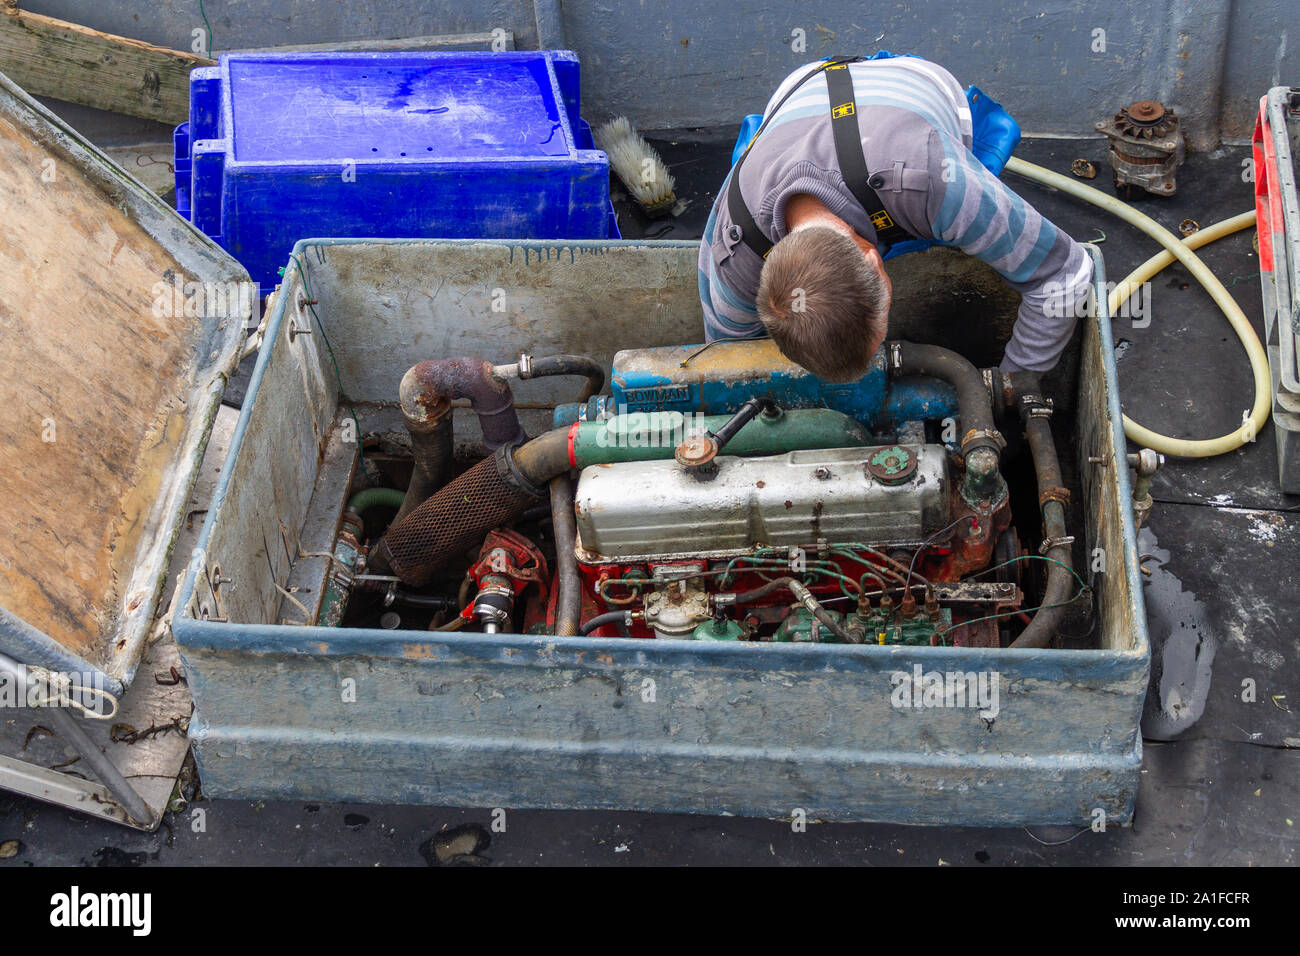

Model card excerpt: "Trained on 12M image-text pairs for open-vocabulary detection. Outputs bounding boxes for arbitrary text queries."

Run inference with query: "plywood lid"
[0,71,246,690]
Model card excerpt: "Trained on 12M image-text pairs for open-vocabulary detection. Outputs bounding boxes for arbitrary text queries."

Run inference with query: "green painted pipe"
[569,408,869,466]
[346,486,406,515]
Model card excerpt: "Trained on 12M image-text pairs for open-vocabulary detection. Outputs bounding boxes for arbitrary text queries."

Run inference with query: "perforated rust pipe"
[367,445,543,586]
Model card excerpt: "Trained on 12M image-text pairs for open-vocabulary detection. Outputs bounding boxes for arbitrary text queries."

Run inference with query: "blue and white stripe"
[698,57,1091,371]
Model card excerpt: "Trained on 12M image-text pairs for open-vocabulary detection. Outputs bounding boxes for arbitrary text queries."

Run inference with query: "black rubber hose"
[510,427,572,486]
[893,340,1006,503]
[1007,372,1076,649]
[391,590,457,610]
[519,503,554,523]
[550,473,581,636]
[717,577,799,605]
[708,397,776,450]
[1011,505,1075,649]
[579,610,633,636]
[892,341,997,456]
[396,414,453,523]
[525,355,606,403]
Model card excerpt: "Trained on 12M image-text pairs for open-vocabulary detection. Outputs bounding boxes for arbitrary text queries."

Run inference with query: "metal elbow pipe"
[394,358,527,521]
[890,341,1004,503]
[400,357,526,450]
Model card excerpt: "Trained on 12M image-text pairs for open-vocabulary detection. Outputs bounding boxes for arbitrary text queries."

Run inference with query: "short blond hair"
[757,226,890,381]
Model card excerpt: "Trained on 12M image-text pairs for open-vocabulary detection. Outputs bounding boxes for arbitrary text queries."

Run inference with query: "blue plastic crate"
[173,51,618,287]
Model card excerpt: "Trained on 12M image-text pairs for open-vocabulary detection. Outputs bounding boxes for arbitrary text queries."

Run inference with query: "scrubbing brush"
[594,116,677,218]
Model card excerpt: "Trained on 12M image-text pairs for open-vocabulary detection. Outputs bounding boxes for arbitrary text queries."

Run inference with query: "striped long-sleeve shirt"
[699,57,1093,372]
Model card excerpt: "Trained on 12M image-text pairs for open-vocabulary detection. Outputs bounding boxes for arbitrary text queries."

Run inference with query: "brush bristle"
[594,116,677,215]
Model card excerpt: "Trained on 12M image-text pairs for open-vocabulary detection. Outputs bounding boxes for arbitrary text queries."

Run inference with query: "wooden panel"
[0,106,199,662]
[0,5,211,124]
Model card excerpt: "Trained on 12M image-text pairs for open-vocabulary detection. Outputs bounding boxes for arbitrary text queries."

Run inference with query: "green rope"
[953,553,1093,638]
[942,590,1091,636]
[199,0,214,56]
[968,553,1090,592]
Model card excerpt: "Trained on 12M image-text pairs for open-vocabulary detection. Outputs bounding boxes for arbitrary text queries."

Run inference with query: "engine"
[338,338,1079,650]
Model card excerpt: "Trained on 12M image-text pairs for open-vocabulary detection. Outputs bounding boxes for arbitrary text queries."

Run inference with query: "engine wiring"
[904,514,980,593]
[586,539,1090,645]
[941,554,1094,644]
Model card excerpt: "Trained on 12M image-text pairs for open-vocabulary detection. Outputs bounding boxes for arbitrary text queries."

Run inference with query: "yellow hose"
[1005,156,1269,458]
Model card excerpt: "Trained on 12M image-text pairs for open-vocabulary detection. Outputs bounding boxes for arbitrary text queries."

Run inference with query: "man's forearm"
[1000,253,1094,372]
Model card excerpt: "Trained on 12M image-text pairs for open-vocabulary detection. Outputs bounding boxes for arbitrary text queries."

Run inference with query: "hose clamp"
[495,442,548,500]
[1039,486,1072,507]
[1019,394,1054,418]
[1039,535,1076,554]
[493,353,534,380]
[889,341,904,372]
[961,427,1007,452]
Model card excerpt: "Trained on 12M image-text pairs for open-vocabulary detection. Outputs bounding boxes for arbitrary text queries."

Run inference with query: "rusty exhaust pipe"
[394,358,527,522]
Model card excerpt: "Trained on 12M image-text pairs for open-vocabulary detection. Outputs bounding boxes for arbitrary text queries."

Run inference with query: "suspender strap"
[725,57,856,259]
[822,61,914,249]
[725,56,915,258]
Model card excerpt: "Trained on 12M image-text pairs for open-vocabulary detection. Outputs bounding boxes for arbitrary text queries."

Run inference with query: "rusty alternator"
[1095,100,1185,199]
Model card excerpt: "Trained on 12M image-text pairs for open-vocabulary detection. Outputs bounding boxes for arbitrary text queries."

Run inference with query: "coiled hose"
[1005,156,1267,458]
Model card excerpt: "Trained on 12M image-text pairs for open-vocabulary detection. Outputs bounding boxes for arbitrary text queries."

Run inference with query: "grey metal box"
[173,238,1149,826]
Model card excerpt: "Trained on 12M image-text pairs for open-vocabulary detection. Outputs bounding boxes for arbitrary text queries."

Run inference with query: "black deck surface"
[1,133,1295,867]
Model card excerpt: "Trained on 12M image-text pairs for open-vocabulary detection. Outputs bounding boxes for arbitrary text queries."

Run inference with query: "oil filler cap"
[865,445,917,485]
